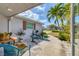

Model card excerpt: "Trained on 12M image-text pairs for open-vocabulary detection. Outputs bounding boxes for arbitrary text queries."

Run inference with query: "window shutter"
[23,21,26,30]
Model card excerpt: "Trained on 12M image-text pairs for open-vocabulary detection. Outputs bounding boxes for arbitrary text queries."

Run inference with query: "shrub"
[8,32,12,36]
[64,25,70,34]
[0,33,3,40]
[41,32,48,38]
[41,32,46,36]
[52,30,59,32]
[16,30,25,36]
[58,32,70,42]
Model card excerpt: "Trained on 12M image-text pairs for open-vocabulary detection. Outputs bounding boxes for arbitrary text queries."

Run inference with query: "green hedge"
[41,32,49,38]
[52,30,60,32]
[58,32,70,42]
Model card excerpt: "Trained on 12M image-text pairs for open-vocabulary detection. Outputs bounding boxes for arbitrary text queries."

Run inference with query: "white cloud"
[40,19,47,23]
[31,13,39,20]
[19,6,45,20]
[35,6,45,11]
[19,10,39,20]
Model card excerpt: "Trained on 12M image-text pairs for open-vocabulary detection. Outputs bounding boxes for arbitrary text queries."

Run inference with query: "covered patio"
[0,3,44,56]
[0,3,41,32]
[0,3,77,56]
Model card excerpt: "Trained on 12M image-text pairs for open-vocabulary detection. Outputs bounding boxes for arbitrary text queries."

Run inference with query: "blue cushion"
[0,44,19,56]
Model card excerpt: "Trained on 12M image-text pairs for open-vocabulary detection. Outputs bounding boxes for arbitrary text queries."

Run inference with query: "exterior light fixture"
[8,8,13,12]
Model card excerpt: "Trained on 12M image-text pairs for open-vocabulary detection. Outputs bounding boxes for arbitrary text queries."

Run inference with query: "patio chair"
[0,44,19,56]
[31,30,43,42]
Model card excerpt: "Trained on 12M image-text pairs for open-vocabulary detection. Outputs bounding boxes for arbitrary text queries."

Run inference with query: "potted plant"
[16,30,25,42]
[0,33,3,41]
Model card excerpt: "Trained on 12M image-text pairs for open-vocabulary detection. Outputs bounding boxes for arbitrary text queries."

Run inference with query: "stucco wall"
[9,17,34,41]
[0,14,8,33]
[9,17,23,33]
[0,15,43,42]
[0,14,43,33]
[35,23,43,33]
[9,17,43,34]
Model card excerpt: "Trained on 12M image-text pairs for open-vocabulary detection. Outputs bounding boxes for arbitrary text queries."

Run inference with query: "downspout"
[34,23,36,30]
[70,3,75,56]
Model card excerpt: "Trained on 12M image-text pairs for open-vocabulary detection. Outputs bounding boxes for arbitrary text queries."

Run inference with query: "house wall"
[9,17,34,41]
[0,15,43,42]
[0,14,43,39]
[23,22,43,43]
[9,17,33,35]
[9,17,23,33]
[35,23,43,33]
[0,14,8,33]
[9,17,43,34]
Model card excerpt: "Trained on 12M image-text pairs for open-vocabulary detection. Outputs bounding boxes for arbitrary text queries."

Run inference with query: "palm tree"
[47,3,67,29]
[47,3,63,27]
[74,4,79,16]
[47,3,71,30]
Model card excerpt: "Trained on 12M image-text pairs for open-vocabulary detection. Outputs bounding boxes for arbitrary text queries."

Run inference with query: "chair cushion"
[0,47,4,56]
[0,44,19,56]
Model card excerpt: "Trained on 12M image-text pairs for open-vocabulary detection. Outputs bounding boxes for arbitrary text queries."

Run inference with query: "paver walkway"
[22,35,70,56]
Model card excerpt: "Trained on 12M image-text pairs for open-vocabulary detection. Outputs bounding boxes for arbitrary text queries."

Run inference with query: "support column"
[31,23,36,42]
[7,17,11,33]
[70,3,75,56]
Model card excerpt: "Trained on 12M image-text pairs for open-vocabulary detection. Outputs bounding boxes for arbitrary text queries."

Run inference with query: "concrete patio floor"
[22,35,71,56]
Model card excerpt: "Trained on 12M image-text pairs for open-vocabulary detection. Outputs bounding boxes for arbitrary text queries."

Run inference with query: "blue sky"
[75,16,79,24]
[19,3,79,27]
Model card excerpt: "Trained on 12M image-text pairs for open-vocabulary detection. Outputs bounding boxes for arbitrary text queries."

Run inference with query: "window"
[26,23,33,29]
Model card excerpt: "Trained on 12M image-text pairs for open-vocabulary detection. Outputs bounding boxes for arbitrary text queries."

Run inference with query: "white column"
[70,3,75,56]
[7,17,11,33]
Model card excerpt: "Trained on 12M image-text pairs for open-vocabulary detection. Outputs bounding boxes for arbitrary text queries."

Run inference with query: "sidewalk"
[22,35,70,56]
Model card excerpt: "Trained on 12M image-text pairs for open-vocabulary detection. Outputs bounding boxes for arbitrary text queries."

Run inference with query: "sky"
[19,3,56,27]
[75,16,79,24]
[18,3,79,27]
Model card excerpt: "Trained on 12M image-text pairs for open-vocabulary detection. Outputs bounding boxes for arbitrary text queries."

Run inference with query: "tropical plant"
[47,3,71,30]
[49,24,55,28]
[16,31,25,36]
[47,3,79,41]
[0,33,3,40]
[16,30,25,42]
[74,4,79,16]
[47,3,71,41]
[47,3,63,27]
[58,31,70,42]
[48,24,56,30]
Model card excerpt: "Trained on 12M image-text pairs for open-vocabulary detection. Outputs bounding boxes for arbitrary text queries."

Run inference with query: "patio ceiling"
[0,3,41,17]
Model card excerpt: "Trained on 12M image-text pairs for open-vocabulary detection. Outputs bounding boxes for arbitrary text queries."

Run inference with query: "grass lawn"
[44,30,70,42]
[43,30,59,37]
[75,32,79,39]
